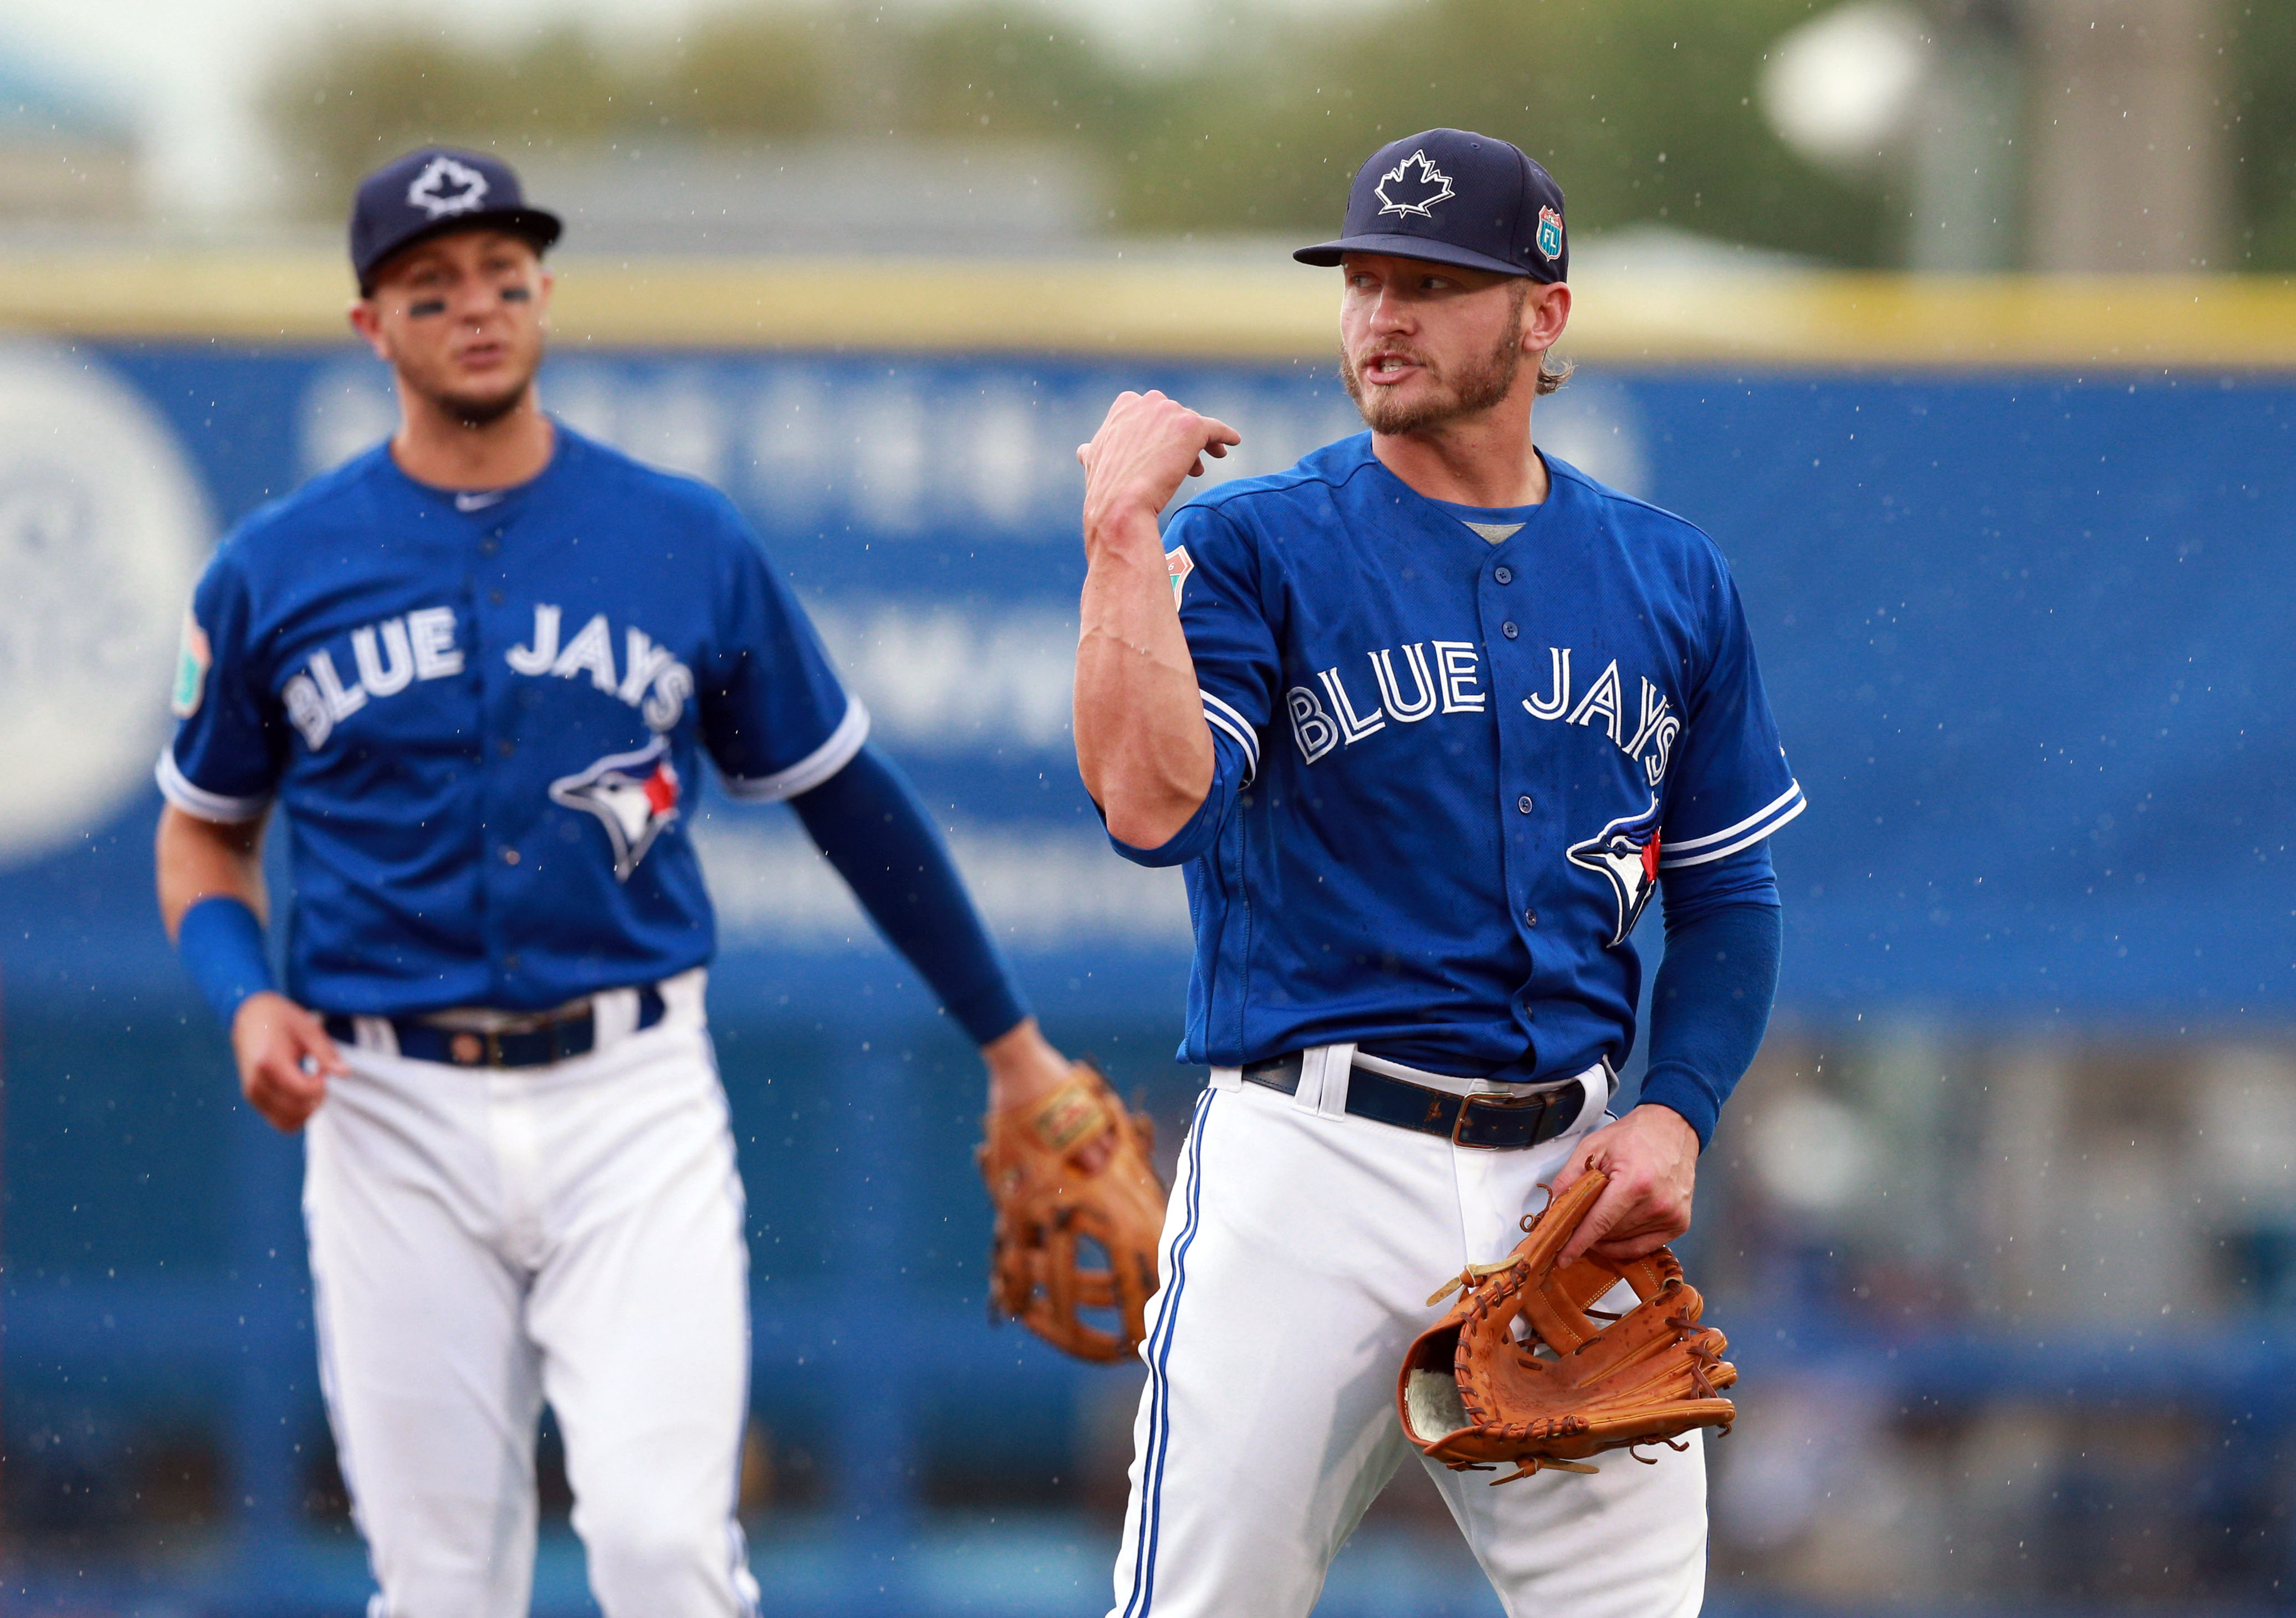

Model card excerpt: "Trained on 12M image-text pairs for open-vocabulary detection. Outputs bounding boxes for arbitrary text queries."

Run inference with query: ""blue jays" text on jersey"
[1114,434,1803,1084]
[160,426,865,1016]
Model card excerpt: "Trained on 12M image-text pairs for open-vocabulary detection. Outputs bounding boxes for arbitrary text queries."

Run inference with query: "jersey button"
[1523,908,1538,927]
[1501,621,1519,639]
[500,847,521,866]
[1517,794,1533,814]
[1494,566,1513,585]
[479,538,499,557]
[489,589,507,606]
[496,739,515,758]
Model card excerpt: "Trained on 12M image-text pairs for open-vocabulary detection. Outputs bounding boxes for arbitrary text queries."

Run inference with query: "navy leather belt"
[1241,1054,1587,1150]
[324,987,666,1069]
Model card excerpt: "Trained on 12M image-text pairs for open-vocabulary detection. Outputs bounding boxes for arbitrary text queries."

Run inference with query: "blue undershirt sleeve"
[789,743,1030,1047]
[1635,840,1783,1151]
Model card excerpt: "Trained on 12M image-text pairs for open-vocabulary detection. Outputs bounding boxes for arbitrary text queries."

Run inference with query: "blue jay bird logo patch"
[1567,796,1663,947]
[1375,151,1455,220]
[549,737,682,882]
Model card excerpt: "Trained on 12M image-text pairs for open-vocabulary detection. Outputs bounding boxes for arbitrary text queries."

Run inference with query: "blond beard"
[1340,282,1531,434]
[1342,327,1524,434]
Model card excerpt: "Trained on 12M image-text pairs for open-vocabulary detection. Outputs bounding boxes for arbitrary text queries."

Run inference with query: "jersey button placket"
[1482,555,1548,1031]
[476,515,524,998]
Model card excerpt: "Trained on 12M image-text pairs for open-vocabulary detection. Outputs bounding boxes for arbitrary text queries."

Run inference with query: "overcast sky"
[0,0,1391,218]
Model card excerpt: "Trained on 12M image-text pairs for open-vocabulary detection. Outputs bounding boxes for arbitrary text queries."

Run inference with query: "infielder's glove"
[1397,1170,1737,1483]
[978,1061,1167,1363]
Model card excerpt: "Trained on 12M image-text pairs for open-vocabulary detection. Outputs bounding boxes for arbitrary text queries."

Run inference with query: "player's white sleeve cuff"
[155,749,272,824]
[719,695,872,803]
[1659,781,1806,869]
[1200,690,1261,784]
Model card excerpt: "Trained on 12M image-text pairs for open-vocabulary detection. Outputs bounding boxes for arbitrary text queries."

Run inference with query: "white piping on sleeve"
[1199,691,1260,784]
[718,695,872,803]
[1660,784,1806,869]
[1661,782,1805,855]
[154,749,272,824]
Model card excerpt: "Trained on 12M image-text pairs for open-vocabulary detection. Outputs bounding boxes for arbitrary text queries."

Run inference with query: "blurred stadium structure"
[3,0,2296,269]
[1,0,2294,1614]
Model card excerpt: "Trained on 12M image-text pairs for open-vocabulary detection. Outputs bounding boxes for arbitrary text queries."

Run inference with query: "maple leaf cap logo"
[1374,150,1456,220]
[406,155,492,221]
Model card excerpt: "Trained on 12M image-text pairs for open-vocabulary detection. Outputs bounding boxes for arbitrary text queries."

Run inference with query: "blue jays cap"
[350,147,563,295]
[1295,128,1567,283]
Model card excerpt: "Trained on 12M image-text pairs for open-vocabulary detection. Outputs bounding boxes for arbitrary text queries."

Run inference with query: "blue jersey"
[1116,433,1802,1083]
[158,425,865,1016]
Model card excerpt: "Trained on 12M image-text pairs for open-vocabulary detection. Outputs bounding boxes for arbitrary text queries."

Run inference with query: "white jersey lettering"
[1370,644,1439,722]
[506,604,561,675]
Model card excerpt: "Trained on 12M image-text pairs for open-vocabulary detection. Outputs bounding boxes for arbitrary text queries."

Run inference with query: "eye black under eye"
[500,286,533,303]
[408,298,448,318]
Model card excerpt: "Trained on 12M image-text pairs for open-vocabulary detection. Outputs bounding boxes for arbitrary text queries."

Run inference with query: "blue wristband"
[177,895,277,1032]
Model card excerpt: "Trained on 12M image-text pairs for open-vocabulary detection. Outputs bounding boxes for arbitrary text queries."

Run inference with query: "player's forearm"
[156,805,269,942]
[1073,511,1214,848]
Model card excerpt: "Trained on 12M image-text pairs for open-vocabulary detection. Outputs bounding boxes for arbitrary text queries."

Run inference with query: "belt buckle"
[1451,1086,1543,1149]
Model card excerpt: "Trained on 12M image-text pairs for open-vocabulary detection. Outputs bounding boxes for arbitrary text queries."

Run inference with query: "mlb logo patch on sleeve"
[1167,545,1194,608]
[171,610,211,719]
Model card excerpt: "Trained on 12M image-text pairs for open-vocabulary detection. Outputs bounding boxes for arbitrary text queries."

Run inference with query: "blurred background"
[0,0,2293,1612]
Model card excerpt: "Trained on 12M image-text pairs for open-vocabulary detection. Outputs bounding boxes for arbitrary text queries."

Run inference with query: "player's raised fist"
[231,990,346,1134]
[1077,390,1240,538]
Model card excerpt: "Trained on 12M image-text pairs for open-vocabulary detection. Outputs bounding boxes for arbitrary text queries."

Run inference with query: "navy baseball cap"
[350,147,563,295]
[1295,129,1567,283]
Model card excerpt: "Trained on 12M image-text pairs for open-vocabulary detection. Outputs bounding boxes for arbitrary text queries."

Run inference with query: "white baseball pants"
[303,975,760,1618]
[1108,1054,1708,1618]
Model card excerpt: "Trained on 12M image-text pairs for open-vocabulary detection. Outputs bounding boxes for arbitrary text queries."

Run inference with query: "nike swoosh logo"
[454,491,505,512]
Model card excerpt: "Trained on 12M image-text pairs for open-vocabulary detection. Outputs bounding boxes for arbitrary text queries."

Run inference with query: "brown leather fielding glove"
[978,1061,1168,1363]
[1397,1170,1737,1483]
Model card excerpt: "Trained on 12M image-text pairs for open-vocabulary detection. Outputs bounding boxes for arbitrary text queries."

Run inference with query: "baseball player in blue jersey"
[152,148,1086,1616]
[1073,129,1802,1616]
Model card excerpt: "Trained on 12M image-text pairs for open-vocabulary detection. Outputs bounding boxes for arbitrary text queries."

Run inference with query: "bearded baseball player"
[153,147,1087,1615]
[1074,128,1803,1616]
